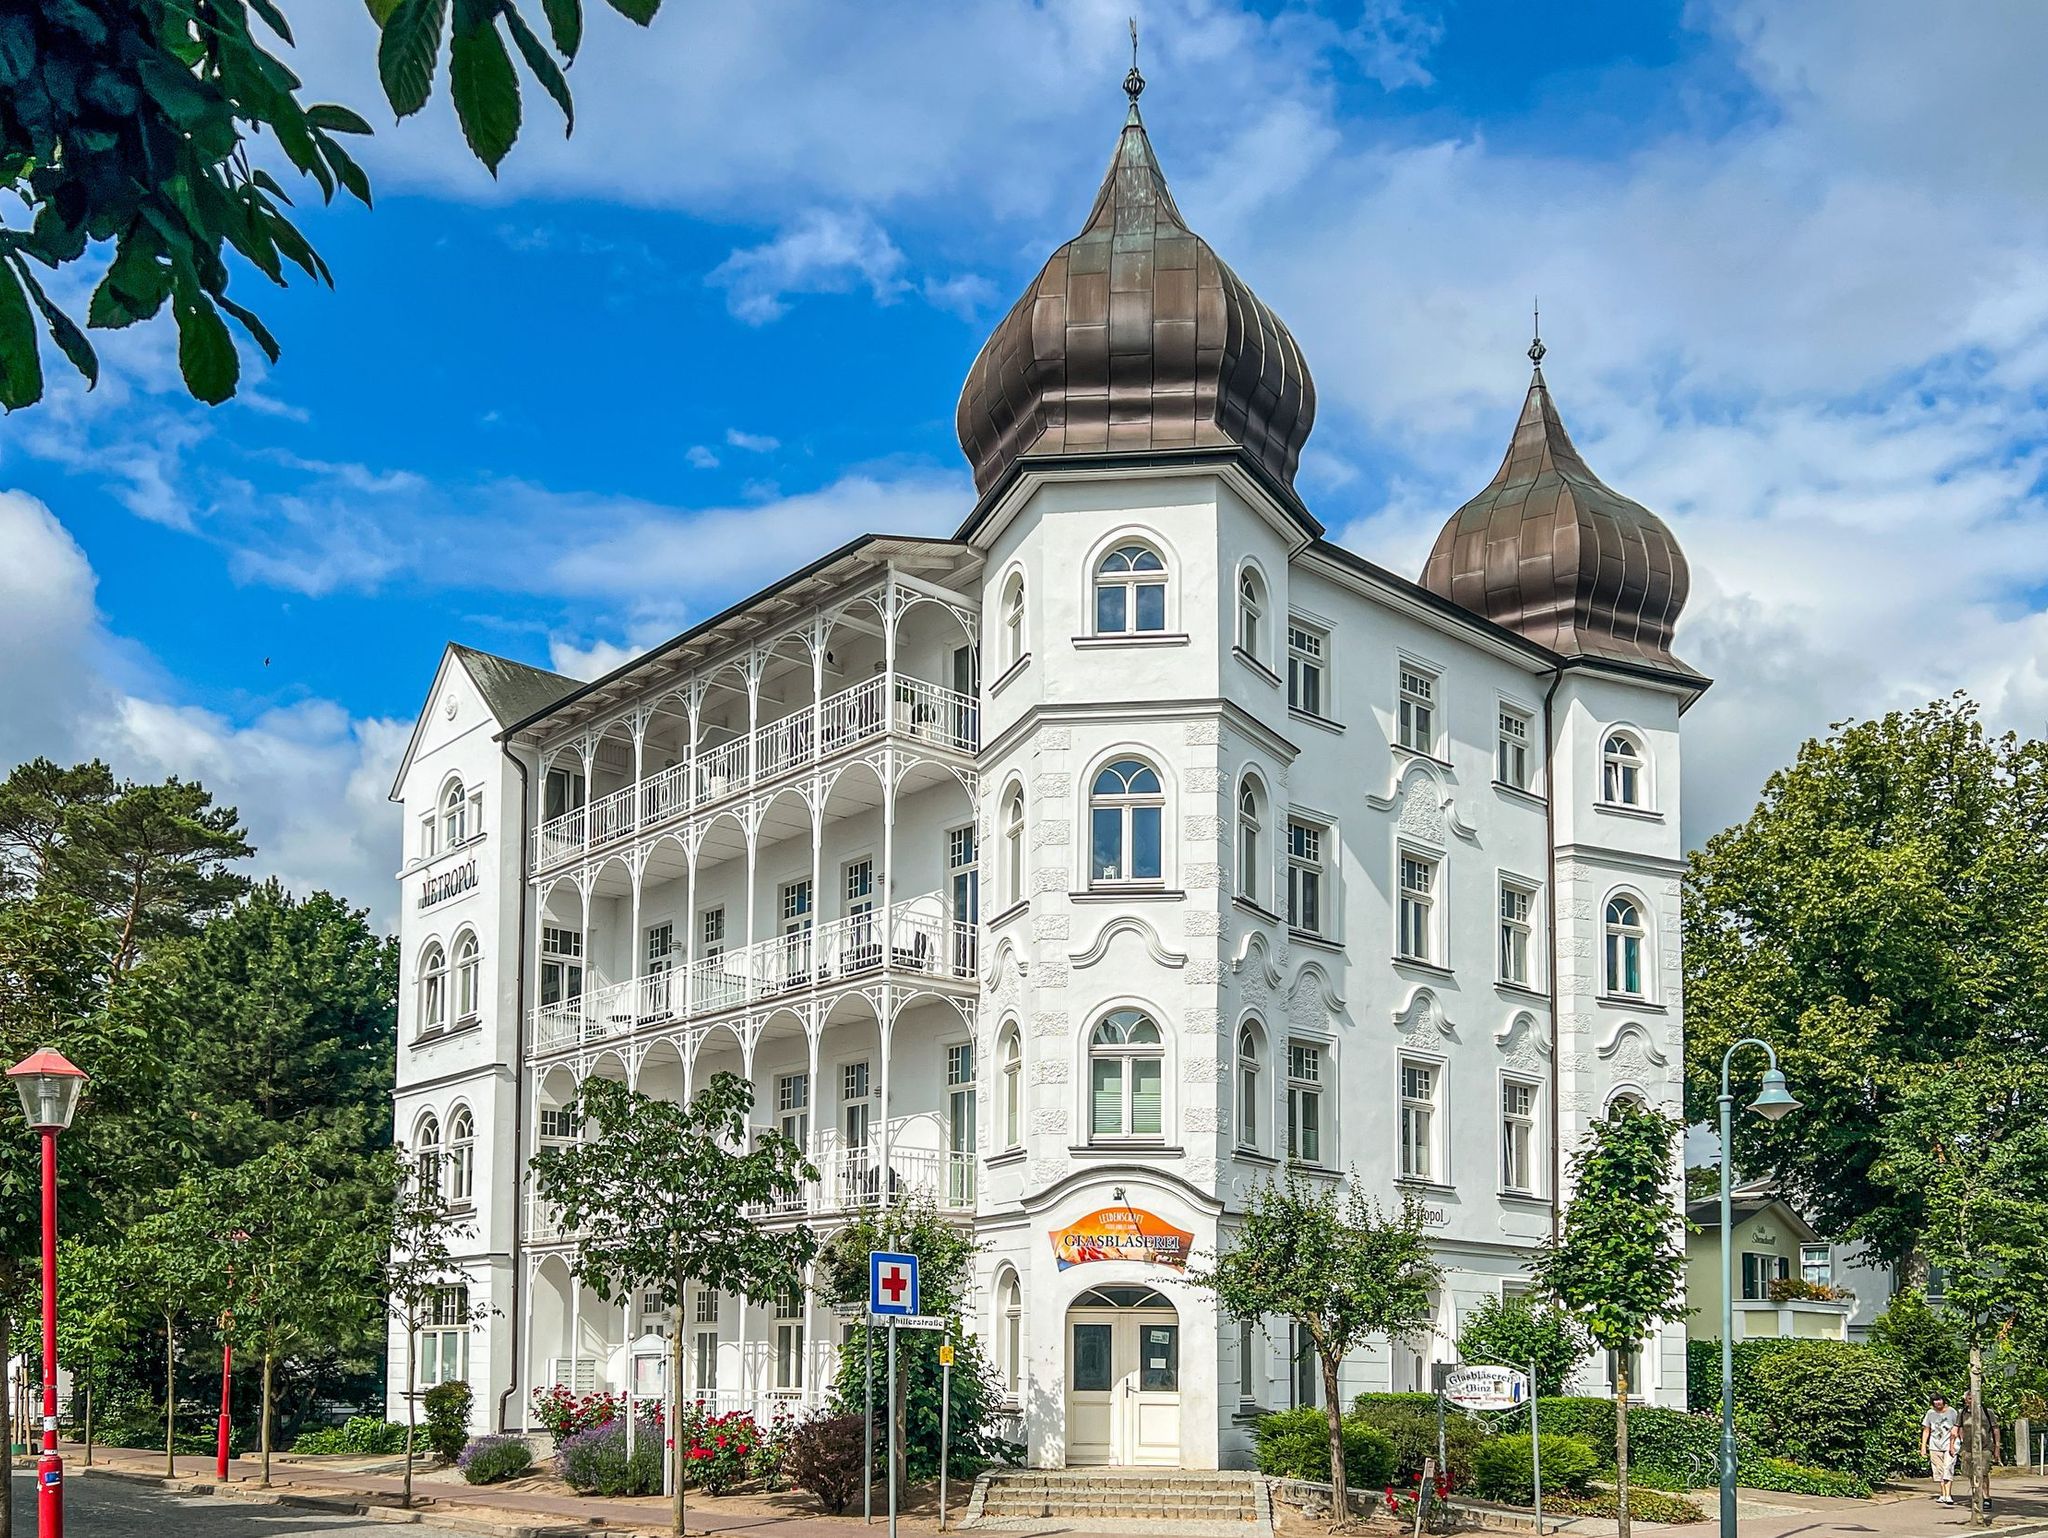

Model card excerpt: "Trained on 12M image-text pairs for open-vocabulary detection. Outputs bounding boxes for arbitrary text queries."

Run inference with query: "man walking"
[1923,1393,1960,1506]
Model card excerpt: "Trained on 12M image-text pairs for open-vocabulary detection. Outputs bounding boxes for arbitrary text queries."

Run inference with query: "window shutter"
[1091,1058,1124,1136]
[1131,1057,1163,1135]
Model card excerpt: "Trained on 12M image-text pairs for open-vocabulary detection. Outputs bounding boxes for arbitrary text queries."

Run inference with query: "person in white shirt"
[1921,1394,1960,1505]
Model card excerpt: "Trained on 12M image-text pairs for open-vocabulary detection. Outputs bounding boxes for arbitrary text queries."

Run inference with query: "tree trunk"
[84,1378,94,1467]
[1613,1363,1631,1538]
[403,1326,417,1509]
[1321,1346,1349,1530]
[671,1278,686,1538]
[2,1308,15,1538]
[261,1349,275,1486]
[892,1326,909,1499]
[1969,1346,1990,1527]
[165,1317,177,1477]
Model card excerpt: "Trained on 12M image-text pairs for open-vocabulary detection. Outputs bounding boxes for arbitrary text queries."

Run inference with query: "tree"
[56,1239,132,1466]
[1456,1292,1591,1398]
[0,758,115,899]
[1684,696,2048,1266]
[1875,1053,2048,1526]
[124,1186,221,1476]
[528,1072,815,1536]
[3,0,669,408]
[1192,1168,1440,1528]
[819,1197,1011,1490]
[1531,1102,1689,1538]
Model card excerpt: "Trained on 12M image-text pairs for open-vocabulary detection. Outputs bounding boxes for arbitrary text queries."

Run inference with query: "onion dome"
[1421,339,1696,674]
[956,68,1315,498]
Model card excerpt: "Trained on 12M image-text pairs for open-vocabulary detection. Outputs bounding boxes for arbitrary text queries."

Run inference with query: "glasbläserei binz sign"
[1444,1365,1530,1412]
[418,858,477,910]
[1048,1207,1194,1270]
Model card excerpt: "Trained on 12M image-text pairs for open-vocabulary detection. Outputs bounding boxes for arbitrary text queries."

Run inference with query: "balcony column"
[628,853,644,1025]
[577,874,593,1040]
[579,735,596,859]
[683,833,701,1018]
[878,985,894,1212]
[631,708,648,836]
[804,1021,823,1216]
[743,811,760,1001]
[521,1257,537,1429]
[685,682,704,812]
[807,795,823,997]
[569,1278,582,1393]
[745,647,763,795]
[811,617,828,766]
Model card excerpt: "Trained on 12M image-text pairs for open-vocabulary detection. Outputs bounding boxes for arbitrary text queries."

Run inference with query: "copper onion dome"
[1421,351,1696,674]
[956,74,1315,497]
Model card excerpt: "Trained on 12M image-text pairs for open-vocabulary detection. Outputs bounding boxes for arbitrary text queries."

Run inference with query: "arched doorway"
[1064,1286,1180,1466]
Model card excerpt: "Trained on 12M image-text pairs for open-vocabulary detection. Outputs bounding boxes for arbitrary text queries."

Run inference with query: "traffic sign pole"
[1530,1358,1543,1537]
[886,1318,899,1538]
[863,1316,874,1525]
[938,1340,954,1531]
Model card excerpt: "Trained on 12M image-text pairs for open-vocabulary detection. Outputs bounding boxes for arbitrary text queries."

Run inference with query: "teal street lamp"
[1717,1039,1799,1537]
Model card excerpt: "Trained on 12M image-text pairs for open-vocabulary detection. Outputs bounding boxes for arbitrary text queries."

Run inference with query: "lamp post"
[8,1048,88,1538]
[1717,1039,1799,1538]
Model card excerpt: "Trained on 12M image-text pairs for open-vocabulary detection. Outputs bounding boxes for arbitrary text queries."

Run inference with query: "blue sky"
[5,0,2046,925]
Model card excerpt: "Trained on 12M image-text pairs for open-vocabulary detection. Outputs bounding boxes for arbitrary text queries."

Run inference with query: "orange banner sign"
[1048,1207,1194,1270]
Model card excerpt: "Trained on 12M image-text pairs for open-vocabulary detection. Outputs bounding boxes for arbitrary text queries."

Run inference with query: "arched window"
[1089,1009,1164,1140]
[1603,733,1646,807]
[1094,543,1167,635]
[1003,786,1025,907]
[441,777,469,848]
[1089,758,1164,885]
[1000,1026,1024,1151]
[419,941,448,1034]
[1002,572,1026,667]
[453,930,481,1020]
[1605,895,1646,996]
[1236,1021,1265,1152]
[446,1105,475,1203]
[415,1113,443,1197]
[1237,566,1265,657]
[998,1268,1024,1395]
[1237,776,1264,903]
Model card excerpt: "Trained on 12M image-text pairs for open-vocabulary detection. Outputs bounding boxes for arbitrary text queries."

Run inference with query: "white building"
[386,71,1706,1467]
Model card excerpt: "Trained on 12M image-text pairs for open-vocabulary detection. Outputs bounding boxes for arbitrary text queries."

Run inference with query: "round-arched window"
[1089,1009,1164,1140]
[1095,544,1167,635]
[1604,896,1646,996]
[447,1105,475,1203]
[1090,759,1163,885]
[419,942,449,1033]
[1603,733,1646,807]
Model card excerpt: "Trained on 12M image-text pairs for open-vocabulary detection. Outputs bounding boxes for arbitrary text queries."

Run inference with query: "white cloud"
[724,428,780,453]
[685,445,720,469]
[708,210,909,324]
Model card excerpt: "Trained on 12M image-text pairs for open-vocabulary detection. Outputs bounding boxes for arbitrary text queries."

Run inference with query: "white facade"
[387,460,1698,1462]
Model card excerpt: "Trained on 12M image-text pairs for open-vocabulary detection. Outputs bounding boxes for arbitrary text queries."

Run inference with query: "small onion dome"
[1422,361,1697,675]
[956,87,1315,498]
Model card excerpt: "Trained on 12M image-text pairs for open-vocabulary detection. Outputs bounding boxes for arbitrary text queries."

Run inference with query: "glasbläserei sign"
[1443,1365,1530,1411]
[418,858,477,910]
[1048,1207,1194,1270]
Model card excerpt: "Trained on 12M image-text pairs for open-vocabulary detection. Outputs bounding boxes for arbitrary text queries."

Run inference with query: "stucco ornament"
[1391,986,1458,1043]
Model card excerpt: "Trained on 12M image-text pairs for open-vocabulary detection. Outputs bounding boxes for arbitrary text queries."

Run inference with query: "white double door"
[1065,1308,1181,1466]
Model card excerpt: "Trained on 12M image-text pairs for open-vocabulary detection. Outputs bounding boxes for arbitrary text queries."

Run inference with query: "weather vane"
[1126,17,1145,102]
[1529,296,1546,367]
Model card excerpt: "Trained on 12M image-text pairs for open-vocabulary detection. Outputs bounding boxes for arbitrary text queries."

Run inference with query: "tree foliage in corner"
[1683,696,2048,1266]
[1531,1101,1688,1538]
[2,0,664,408]
[1192,1167,1439,1528]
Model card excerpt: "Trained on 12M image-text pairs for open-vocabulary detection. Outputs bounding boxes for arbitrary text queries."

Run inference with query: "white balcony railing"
[530,894,977,1056]
[536,674,978,870]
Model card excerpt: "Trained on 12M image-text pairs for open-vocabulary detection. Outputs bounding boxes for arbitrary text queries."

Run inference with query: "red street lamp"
[8,1048,86,1538]
[218,1229,247,1482]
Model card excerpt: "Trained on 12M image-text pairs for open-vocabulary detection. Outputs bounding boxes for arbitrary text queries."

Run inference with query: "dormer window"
[1095,545,1168,635]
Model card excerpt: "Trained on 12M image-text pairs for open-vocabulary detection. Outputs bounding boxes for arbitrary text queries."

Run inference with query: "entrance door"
[1064,1288,1181,1466]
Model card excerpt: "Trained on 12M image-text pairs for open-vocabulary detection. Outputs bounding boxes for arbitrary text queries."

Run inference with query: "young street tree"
[1456,1292,1592,1399]
[529,1071,816,1537]
[1531,1102,1689,1538]
[125,1186,222,1476]
[1876,1053,2048,1526]
[1192,1168,1440,1527]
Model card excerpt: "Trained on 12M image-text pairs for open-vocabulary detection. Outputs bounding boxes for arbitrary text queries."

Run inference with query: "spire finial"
[1125,17,1145,104]
[1528,296,1546,367]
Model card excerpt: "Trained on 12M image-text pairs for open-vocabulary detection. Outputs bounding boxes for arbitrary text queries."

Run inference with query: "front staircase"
[963,1468,1271,1533]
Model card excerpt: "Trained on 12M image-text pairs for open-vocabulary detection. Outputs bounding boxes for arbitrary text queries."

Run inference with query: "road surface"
[10,1469,481,1536]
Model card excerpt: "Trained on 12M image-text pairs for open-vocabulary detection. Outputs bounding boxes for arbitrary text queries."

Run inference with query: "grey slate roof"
[451,644,579,727]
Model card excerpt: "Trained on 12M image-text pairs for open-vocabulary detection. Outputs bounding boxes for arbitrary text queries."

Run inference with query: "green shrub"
[1869,1290,1967,1398]
[1473,1433,1598,1502]
[1626,1405,1722,1487]
[1250,1408,1397,1489]
[1457,1295,1593,1398]
[1735,1451,1869,1498]
[1685,1338,1805,1414]
[1532,1398,1616,1463]
[1746,1341,1905,1481]
[291,1417,411,1455]
[457,1434,534,1485]
[422,1381,473,1462]
[1350,1404,1489,1487]
[1561,1486,1705,1523]
[556,1418,663,1496]
[784,1414,868,1515]
[1351,1392,1443,1416]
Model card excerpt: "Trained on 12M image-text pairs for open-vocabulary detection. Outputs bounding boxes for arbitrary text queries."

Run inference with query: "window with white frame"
[1399,1059,1438,1181]
[1088,1009,1164,1140]
[1237,777,1264,904]
[418,941,449,1034]
[776,1072,809,1149]
[453,930,480,1020]
[1002,571,1026,667]
[538,1104,578,1143]
[1498,881,1533,986]
[446,1104,475,1204]
[774,1290,805,1390]
[1238,567,1265,658]
[1003,786,1025,908]
[947,1042,976,1207]
[1602,732,1646,806]
[1291,1323,1319,1408]
[780,878,814,980]
[844,859,875,951]
[1398,665,1438,754]
[999,1027,1023,1151]
[1498,706,1534,790]
[1604,895,1646,996]
[700,906,726,960]
[539,926,583,1009]
[1239,1317,1261,1405]
[1094,543,1168,634]
[1501,1078,1537,1194]
[441,778,475,850]
[999,1270,1023,1395]
[1236,1021,1264,1152]
[1397,853,1437,963]
[1089,758,1164,885]
[1800,1244,1833,1287]
[419,1285,470,1388]
[1287,622,1326,716]
[693,1311,719,1392]
[415,1113,443,1196]
[418,812,436,861]
[1286,1040,1324,1166]
[1286,819,1327,937]
[694,1289,721,1325]
[543,765,584,821]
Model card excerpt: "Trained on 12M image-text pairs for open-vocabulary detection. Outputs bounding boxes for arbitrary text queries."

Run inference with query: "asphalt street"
[9,1470,481,1536]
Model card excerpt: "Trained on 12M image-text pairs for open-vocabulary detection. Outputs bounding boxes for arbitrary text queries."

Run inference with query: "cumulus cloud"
[724,428,780,453]
[707,209,910,323]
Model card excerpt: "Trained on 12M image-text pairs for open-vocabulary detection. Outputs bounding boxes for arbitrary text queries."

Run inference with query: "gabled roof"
[1686,1189,1820,1243]
[387,644,579,802]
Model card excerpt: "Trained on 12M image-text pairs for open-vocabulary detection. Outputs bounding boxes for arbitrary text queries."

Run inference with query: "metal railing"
[535,674,979,870]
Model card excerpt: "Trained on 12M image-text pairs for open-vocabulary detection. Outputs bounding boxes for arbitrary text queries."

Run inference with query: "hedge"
[1473,1433,1598,1502]
[1685,1338,1805,1414]
[1351,1403,1488,1487]
[1251,1408,1397,1489]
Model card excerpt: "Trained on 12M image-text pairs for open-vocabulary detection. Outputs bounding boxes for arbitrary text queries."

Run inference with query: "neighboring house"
[386,70,1709,1467]
[1685,1185,1899,1341]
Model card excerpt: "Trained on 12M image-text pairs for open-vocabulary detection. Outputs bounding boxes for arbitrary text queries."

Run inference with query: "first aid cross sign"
[869,1251,919,1316]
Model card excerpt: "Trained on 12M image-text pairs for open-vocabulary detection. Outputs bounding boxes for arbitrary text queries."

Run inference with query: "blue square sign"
[869,1250,919,1316]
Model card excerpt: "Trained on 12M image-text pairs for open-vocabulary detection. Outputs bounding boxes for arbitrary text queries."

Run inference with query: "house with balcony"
[1683,1186,1896,1342]
[385,67,1708,1467]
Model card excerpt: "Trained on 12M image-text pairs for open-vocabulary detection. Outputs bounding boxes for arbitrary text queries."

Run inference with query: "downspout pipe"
[1541,665,1565,1245]
[497,742,532,1433]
